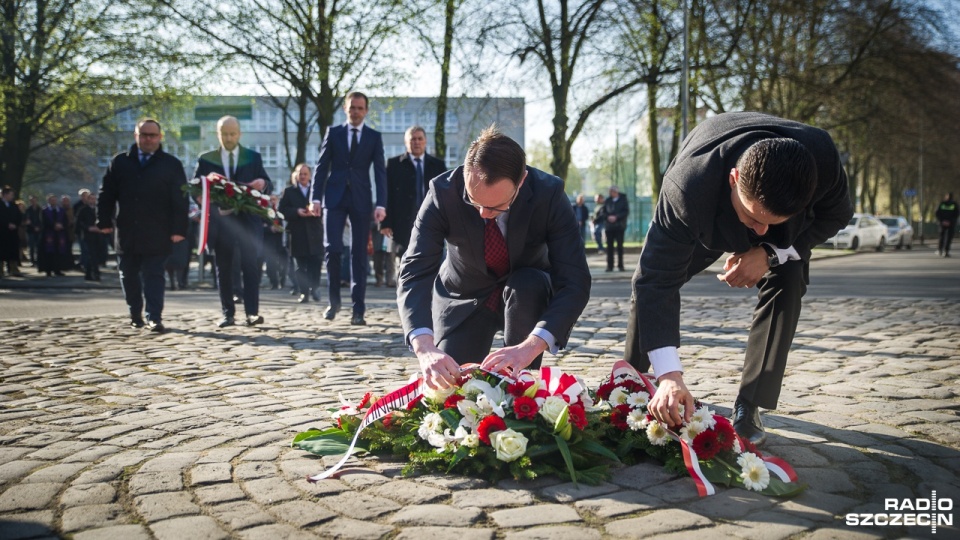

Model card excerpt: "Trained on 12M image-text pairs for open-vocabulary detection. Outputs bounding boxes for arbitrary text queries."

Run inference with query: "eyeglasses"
[137,132,161,139]
[462,183,520,214]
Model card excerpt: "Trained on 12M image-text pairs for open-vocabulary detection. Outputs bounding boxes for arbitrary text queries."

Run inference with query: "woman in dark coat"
[279,163,324,303]
[38,194,71,276]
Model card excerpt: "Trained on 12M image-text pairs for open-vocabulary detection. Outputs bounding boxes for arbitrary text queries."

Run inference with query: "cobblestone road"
[1,295,958,539]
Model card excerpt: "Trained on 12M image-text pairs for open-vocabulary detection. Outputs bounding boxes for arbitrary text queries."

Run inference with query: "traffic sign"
[904,188,917,198]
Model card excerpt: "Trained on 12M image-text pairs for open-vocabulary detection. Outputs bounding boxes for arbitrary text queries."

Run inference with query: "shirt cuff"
[648,346,683,379]
[407,327,433,349]
[763,243,801,263]
[530,327,558,355]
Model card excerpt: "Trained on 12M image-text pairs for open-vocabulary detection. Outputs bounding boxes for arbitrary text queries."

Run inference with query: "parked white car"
[878,215,913,250]
[825,213,887,251]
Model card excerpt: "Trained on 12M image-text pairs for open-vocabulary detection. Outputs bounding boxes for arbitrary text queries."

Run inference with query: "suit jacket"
[311,124,387,212]
[0,200,22,261]
[633,111,853,353]
[382,152,447,249]
[193,146,273,246]
[603,196,629,232]
[397,166,591,349]
[279,184,324,257]
[98,144,189,256]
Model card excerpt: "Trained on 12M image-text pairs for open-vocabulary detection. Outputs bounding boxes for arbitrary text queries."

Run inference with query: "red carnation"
[597,381,616,400]
[444,394,465,409]
[357,392,372,410]
[712,415,736,452]
[692,429,722,460]
[737,434,762,457]
[405,394,424,411]
[507,380,534,397]
[567,403,587,430]
[476,415,507,445]
[224,183,235,197]
[609,404,632,431]
[260,198,269,207]
[512,396,539,419]
[381,413,395,430]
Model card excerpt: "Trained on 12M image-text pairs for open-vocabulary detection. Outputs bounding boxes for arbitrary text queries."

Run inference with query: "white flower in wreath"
[679,420,707,444]
[608,386,630,406]
[189,177,201,185]
[249,189,262,198]
[738,453,770,491]
[423,385,456,404]
[690,406,717,430]
[454,424,479,448]
[626,391,650,409]
[646,420,670,446]
[426,429,451,449]
[417,412,444,442]
[462,379,505,406]
[267,208,277,219]
[626,409,647,431]
[538,395,568,424]
[732,437,742,454]
[457,399,481,428]
[490,428,528,462]
[476,393,505,418]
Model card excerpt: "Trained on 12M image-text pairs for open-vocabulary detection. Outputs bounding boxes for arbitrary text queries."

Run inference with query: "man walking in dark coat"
[603,186,629,271]
[98,118,189,332]
[936,192,958,257]
[624,112,852,446]
[0,186,23,277]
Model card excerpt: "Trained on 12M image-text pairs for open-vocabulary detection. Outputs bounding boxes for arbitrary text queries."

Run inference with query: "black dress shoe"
[217,316,236,328]
[350,314,366,326]
[323,305,340,320]
[130,319,145,329]
[297,294,309,304]
[246,315,264,326]
[732,396,766,447]
[146,320,165,333]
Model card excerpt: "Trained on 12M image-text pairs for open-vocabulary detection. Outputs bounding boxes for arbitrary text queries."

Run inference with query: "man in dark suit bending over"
[624,112,852,446]
[194,115,273,328]
[311,91,387,325]
[398,126,591,389]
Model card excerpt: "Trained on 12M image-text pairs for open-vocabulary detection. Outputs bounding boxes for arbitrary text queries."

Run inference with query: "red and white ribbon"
[196,175,211,254]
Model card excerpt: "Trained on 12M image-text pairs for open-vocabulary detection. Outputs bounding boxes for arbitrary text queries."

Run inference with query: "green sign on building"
[180,125,201,140]
[194,105,253,121]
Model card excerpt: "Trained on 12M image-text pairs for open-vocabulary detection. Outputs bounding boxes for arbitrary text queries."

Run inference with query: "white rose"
[189,177,201,185]
[423,385,456,404]
[538,396,568,424]
[250,189,262,198]
[490,428,528,462]
[267,208,277,219]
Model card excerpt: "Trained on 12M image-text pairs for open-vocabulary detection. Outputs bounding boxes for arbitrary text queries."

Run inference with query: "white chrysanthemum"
[646,420,670,446]
[426,430,448,448]
[740,458,770,491]
[690,406,717,430]
[737,452,765,470]
[626,391,650,409]
[267,208,277,219]
[679,420,707,444]
[422,385,456,404]
[608,386,630,406]
[626,409,647,431]
[250,189,262,198]
[419,412,444,434]
[457,399,481,428]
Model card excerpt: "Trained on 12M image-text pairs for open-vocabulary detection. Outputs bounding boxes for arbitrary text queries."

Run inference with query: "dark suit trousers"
[624,244,807,410]
[118,252,166,322]
[214,214,263,317]
[437,268,552,367]
[324,198,371,315]
[606,228,625,269]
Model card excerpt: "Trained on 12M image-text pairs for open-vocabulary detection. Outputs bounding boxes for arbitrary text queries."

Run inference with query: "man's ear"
[728,168,739,189]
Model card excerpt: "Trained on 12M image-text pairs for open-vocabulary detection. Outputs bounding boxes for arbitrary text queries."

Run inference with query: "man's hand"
[648,371,695,426]
[87,226,99,233]
[607,215,617,223]
[297,208,311,217]
[99,227,113,234]
[374,206,386,223]
[8,224,16,230]
[479,335,547,376]
[412,334,460,390]
[248,178,266,192]
[171,235,185,243]
[716,247,768,288]
[380,227,393,238]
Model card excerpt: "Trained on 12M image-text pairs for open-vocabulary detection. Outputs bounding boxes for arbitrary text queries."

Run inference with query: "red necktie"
[483,218,509,311]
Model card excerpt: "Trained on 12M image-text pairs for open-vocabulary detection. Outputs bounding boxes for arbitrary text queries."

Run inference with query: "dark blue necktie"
[415,157,424,204]
[140,153,150,166]
[350,128,359,161]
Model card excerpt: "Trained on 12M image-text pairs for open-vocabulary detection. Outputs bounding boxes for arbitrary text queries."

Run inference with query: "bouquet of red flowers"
[183,172,281,223]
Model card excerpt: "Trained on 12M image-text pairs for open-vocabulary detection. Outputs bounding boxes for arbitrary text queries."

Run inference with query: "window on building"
[445,145,460,168]
[377,110,414,133]
[254,144,279,168]
[242,108,280,132]
[384,145,405,159]
[418,111,458,134]
[116,109,139,132]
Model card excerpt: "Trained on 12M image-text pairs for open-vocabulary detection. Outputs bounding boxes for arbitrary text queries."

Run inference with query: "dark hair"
[1,185,12,196]
[136,118,162,133]
[736,138,817,217]
[464,125,526,187]
[344,91,369,109]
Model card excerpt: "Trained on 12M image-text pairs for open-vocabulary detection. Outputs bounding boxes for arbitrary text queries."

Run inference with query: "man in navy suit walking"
[311,91,387,325]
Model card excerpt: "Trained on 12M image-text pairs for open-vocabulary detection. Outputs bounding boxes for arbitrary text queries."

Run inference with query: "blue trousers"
[323,202,371,315]
[118,252,167,323]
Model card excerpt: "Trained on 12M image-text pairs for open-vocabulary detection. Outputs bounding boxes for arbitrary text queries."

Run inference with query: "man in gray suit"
[398,127,591,390]
[625,112,853,446]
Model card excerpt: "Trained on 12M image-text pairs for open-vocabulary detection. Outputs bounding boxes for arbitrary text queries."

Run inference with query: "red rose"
[567,403,587,430]
[712,415,736,452]
[260,198,269,207]
[224,183,235,197]
[444,394,465,409]
[609,404,631,431]
[512,396,539,419]
[476,415,507,445]
[507,380,534,397]
[405,394,424,411]
[692,429,722,460]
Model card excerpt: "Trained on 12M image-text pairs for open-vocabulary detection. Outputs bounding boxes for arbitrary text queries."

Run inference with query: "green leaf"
[574,439,621,462]
[292,432,365,456]
[554,434,578,487]
[761,478,808,498]
[439,408,461,430]
[446,446,471,473]
[291,427,344,445]
[504,418,538,432]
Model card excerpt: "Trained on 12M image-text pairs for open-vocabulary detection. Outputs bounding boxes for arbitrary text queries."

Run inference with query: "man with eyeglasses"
[397,126,591,389]
[98,118,189,333]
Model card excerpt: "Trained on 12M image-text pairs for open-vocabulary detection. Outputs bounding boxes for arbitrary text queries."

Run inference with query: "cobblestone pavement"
[1,295,958,539]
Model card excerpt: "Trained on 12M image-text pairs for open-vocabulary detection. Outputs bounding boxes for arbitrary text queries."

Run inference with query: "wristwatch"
[760,244,780,267]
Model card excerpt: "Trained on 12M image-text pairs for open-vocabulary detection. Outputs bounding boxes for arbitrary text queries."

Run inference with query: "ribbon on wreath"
[607,360,798,497]
[308,365,515,482]
[196,175,211,254]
